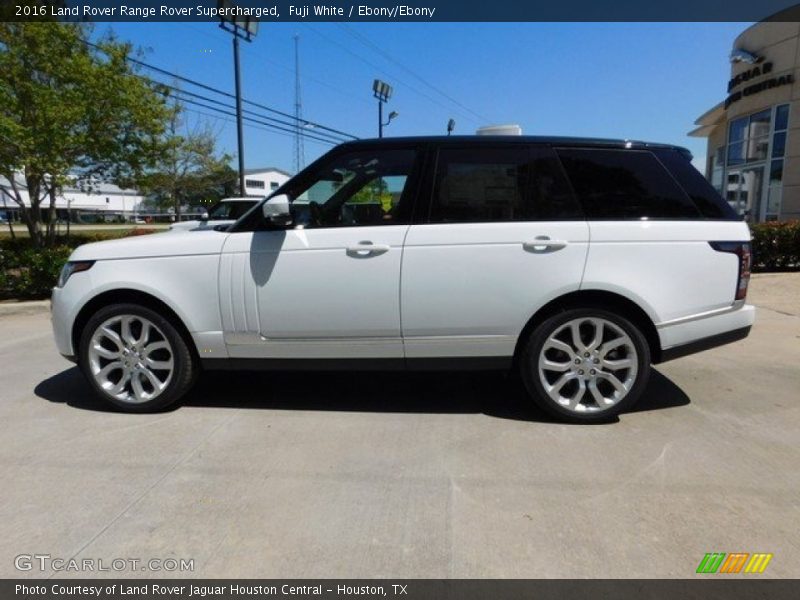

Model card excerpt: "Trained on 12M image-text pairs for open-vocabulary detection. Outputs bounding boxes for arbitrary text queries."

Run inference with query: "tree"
[0,19,173,246]
[134,110,234,219]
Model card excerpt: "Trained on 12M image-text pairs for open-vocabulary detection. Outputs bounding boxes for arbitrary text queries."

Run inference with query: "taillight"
[709,242,752,301]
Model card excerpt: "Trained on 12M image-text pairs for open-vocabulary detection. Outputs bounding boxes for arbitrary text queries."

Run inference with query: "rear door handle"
[346,241,391,256]
[523,236,568,252]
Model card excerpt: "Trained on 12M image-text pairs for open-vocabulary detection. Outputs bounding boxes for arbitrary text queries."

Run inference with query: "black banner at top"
[4,0,800,22]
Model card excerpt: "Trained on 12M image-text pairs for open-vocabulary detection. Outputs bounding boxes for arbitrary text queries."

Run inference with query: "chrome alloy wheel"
[87,315,174,404]
[537,317,638,414]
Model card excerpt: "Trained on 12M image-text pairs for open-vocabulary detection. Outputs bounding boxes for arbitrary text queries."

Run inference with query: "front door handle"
[346,241,391,257]
[523,236,568,252]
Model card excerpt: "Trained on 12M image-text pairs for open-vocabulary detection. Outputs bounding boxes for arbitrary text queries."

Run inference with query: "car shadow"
[35,366,689,424]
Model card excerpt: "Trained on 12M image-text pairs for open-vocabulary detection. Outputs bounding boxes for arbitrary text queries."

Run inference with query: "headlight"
[57,261,94,288]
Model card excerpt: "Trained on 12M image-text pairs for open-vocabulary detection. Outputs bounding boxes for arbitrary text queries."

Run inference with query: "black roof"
[338,135,691,156]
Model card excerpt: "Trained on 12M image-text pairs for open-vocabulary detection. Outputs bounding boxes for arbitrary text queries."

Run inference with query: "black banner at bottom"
[4,580,800,600]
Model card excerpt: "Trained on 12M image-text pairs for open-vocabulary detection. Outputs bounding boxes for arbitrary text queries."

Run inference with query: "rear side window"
[654,149,739,220]
[556,148,701,220]
[428,146,582,223]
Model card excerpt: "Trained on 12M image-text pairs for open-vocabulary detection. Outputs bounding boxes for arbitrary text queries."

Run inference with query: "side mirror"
[262,194,293,227]
[200,211,209,221]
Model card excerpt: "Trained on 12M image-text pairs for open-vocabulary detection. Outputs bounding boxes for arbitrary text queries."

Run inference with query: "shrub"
[0,229,158,300]
[0,244,72,299]
[750,220,800,272]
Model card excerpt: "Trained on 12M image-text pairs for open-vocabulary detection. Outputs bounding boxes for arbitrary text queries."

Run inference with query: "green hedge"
[750,220,800,272]
[0,243,73,299]
[0,230,158,300]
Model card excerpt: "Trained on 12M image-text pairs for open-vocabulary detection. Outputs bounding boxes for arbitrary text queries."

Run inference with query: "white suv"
[51,137,754,422]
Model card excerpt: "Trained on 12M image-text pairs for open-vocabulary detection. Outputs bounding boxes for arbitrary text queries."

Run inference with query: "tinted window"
[556,148,701,220]
[428,146,581,223]
[654,149,739,220]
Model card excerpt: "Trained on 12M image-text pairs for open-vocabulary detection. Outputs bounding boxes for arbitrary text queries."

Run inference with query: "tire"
[519,308,651,423]
[78,303,196,412]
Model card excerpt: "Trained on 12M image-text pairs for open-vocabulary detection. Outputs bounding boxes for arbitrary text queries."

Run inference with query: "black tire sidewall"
[78,303,195,412]
[520,308,651,423]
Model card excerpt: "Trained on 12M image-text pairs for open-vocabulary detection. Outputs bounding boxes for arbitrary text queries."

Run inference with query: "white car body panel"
[582,221,751,323]
[401,222,590,357]
[52,219,755,362]
[53,231,228,358]
[219,226,409,359]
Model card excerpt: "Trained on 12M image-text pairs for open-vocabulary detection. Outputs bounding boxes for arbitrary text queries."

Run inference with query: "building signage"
[725,58,795,108]
[728,62,772,92]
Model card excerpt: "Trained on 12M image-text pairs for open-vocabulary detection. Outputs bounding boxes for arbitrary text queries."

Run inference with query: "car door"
[219,145,422,360]
[401,143,590,360]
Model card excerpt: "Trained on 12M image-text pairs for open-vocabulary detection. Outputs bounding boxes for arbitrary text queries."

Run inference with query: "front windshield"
[208,200,257,220]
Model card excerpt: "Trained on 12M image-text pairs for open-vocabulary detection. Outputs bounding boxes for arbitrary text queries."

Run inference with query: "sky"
[101,22,750,174]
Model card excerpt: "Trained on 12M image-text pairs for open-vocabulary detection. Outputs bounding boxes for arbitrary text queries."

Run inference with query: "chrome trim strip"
[656,301,745,329]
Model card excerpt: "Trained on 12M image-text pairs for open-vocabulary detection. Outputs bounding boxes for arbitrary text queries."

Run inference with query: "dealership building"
[690,21,800,222]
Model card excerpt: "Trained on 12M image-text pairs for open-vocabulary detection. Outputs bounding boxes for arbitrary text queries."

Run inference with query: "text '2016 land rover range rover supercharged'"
[51,137,754,423]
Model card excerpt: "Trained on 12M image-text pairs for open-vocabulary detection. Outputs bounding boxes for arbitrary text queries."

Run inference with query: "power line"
[130,53,359,140]
[336,23,491,123]
[170,93,343,146]
[182,107,337,149]
[302,24,487,127]
[84,39,359,141]
[153,81,350,144]
[178,22,374,109]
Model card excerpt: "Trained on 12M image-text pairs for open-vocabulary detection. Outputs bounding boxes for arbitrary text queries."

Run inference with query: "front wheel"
[78,303,196,412]
[520,308,651,423]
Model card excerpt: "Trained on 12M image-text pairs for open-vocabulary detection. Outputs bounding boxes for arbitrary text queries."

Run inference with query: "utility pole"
[217,1,259,197]
[293,34,305,173]
[233,34,245,196]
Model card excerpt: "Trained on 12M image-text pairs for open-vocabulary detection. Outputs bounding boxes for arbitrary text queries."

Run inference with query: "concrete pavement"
[0,274,798,578]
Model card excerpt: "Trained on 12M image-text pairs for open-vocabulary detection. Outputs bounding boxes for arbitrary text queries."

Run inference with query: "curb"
[0,300,50,317]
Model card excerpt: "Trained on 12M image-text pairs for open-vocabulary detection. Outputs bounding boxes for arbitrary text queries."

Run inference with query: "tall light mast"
[293,34,305,173]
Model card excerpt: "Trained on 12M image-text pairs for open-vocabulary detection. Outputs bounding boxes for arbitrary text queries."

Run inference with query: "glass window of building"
[710,146,725,194]
[767,104,790,221]
[724,104,789,222]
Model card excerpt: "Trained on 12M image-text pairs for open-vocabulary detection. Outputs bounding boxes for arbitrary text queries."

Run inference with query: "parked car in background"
[51,136,754,422]
[168,197,262,232]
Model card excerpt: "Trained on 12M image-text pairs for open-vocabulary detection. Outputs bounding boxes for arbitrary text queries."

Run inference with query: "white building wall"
[243,168,291,196]
[0,176,144,214]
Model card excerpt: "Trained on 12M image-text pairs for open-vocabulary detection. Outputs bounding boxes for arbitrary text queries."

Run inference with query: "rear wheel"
[78,303,196,412]
[520,308,651,423]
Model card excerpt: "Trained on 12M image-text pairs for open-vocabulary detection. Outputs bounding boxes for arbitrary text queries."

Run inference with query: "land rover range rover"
[51,137,754,422]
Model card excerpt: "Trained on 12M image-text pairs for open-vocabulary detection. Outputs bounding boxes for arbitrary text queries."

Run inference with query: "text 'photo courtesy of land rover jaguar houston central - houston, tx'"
[50,136,755,423]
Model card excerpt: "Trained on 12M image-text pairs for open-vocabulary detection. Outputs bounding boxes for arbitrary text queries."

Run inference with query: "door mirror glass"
[262,194,293,227]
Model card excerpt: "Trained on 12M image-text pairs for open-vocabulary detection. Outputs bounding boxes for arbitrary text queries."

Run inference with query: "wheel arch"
[513,289,662,365]
[72,289,198,363]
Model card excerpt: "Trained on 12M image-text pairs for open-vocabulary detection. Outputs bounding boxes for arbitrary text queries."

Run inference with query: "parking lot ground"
[0,274,798,578]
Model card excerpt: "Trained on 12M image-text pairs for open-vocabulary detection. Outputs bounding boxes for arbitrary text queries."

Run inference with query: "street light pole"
[372,79,393,139]
[233,34,245,196]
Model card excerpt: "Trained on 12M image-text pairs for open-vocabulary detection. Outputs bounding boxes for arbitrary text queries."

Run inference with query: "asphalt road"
[1,274,798,578]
